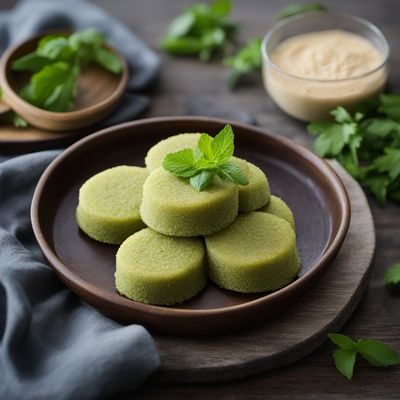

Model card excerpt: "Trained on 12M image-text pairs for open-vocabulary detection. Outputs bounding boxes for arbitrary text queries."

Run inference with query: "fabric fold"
[0,152,160,400]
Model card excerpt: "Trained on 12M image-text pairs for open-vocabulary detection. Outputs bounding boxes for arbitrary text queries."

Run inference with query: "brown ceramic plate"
[31,117,350,335]
[0,31,128,133]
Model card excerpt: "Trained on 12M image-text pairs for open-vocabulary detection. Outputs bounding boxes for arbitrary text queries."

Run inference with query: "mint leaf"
[37,37,73,61]
[190,170,215,191]
[328,333,356,351]
[43,65,79,112]
[211,0,231,17]
[11,52,52,72]
[333,348,356,380]
[69,28,104,50]
[94,47,122,74]
[27,62,77,112]
[166,12,195,38]
[163,148,198,177]
[356,339,400,367]
[197,133,214,160]
[218,160,249,185]
[211,124,234,163]
[383,263,400,286]
[275,3,327,20]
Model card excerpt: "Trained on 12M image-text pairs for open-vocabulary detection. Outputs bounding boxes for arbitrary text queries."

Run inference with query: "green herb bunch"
[12,29,122,112]
[160,0,236,61]
[163,124,249,191]
[308,95,400,205]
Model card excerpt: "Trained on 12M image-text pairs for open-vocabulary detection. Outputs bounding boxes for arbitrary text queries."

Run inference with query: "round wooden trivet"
[152,161,375,383]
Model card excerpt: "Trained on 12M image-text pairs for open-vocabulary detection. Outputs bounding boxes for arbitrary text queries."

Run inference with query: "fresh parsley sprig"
[160,0,236,61]
[329,333,400,380]
[162,124,249,191]
[223,37,262,89]
[12,29,122,112]
[308,95,400,205]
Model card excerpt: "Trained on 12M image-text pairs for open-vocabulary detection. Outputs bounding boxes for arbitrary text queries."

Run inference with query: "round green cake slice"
[140,167,239,237]
[237,160,270,212]
[145,133,201,172]
[115,228,206,305]
[205,212,300,293]
[259,195,295,229]
[76,165,149,245]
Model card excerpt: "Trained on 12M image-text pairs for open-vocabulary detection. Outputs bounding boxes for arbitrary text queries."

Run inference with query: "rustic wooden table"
[2,0,399,398]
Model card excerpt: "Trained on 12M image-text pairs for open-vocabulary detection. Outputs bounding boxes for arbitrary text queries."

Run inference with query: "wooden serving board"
[151,161,375,383]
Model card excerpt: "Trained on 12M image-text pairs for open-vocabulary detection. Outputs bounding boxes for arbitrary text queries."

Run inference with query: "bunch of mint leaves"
[308,95,400,205]
[329,333,400,380]
[11,28,122,112]
[163,124,249,191]
[160,0,236,61]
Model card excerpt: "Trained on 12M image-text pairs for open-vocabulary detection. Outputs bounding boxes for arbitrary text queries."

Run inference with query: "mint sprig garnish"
[162,124,249,191]
[329,333,400,380]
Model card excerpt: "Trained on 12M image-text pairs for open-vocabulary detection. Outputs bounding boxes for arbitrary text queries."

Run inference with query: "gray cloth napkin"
[0,152,160,397]
[0,0,160,145]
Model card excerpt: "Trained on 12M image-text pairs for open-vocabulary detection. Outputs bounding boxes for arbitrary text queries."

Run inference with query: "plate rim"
[31,116,351,318]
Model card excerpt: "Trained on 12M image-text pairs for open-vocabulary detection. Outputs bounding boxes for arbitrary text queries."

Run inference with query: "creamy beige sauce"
[272,30,382,80]
[264,30,387,121]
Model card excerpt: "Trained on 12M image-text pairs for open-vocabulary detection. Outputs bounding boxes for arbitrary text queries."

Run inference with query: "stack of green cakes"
[76,127,300,306]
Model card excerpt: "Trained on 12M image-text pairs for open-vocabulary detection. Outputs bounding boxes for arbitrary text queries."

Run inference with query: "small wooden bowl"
[0,32,128,132]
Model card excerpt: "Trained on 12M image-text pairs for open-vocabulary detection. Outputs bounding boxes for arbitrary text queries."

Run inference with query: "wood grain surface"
[151,161,375,382]
[1,0,399,398]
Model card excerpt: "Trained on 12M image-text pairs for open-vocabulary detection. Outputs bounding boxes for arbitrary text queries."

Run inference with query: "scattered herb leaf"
[163,124,249,191]
[329,333,400,380]
[333,348,356,380]
[383,263,400,286]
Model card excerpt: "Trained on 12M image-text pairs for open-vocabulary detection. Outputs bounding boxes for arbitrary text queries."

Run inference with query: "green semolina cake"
[205,212,300,293]
[140,168,239,237]
[259,195,295,229]
[76,166,149,245]
[115,228,206,305]
[145,133,201,172]
[237,160,270,212]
